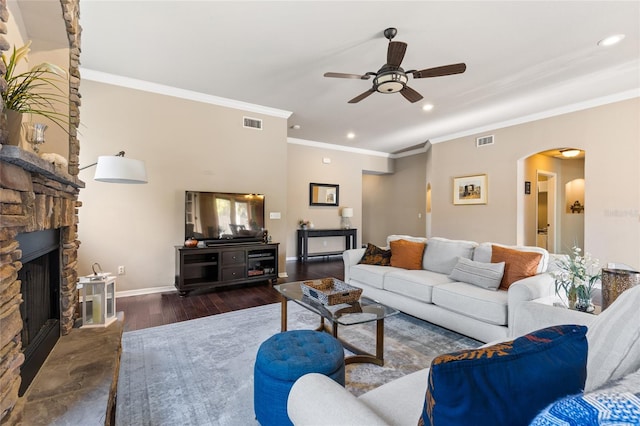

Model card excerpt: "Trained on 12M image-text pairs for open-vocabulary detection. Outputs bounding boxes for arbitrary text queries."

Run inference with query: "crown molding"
[430,89,640,144]
[80,68,293,119]
[287,137,392,158]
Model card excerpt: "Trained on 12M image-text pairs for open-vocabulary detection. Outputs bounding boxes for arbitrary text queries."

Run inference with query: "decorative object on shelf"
[553,246,601,312]
[298,219,310,229]
[601,267,640,310]
[453,174,488,205]
[1,41,69,146]
[79,150,148,184]
[570,200,584,214]
[184,237,198,248]
[341,207,353,229]
[78,269,117,328]
[23,122,48,153]
[309,182,339,206]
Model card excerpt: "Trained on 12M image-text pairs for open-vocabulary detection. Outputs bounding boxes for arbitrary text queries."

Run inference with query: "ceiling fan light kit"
[374,68,408,93]
[325,27,466,104]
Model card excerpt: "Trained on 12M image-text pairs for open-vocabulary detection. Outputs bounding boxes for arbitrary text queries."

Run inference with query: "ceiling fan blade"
[348,89,376,104]
[324,72,371,80]
[400,86,423,103]
[412,63,467,79]
[387,41,407,67]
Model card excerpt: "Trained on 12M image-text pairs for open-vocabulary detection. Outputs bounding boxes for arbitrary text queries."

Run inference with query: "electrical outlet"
[118,265,125,275]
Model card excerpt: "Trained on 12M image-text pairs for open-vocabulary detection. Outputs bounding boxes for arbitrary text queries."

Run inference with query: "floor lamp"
[79,151,148,184]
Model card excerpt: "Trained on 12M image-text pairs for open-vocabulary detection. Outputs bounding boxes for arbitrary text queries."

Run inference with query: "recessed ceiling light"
[290,124,301,130]
[422,104,434,111]
[347,132,355,139]
[598,34,625,47]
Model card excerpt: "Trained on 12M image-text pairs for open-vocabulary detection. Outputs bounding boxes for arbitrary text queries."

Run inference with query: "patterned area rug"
[116,301,479,425]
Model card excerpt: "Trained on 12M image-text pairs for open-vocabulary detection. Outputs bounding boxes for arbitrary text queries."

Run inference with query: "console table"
[296,228,357,262]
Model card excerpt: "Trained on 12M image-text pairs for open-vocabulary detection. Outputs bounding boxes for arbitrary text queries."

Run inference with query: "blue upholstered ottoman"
[254,330,345,426]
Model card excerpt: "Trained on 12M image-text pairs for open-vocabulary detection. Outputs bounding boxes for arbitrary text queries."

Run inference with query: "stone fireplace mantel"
[0,146,84,189]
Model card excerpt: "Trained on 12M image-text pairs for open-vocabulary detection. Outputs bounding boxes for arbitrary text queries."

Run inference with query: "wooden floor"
[117,257,345,332]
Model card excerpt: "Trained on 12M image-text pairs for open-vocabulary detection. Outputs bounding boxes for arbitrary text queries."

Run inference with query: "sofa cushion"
[474,242,549,273]
[384,269,454,304]
[584,285,640,391]
[420,325,588,426]
[358,243,391,266]
[422,237,477,275]
[491,245,542,290]
[449,257,505,291]
[349,264,400,290]
[432,281,508,325]
[390,239,426,270]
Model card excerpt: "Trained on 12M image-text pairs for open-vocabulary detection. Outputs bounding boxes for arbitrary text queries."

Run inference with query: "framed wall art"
[453,174,488,205]
[309,183,339,206]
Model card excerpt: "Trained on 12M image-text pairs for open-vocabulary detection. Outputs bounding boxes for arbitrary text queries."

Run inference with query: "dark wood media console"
[175,242,279,296]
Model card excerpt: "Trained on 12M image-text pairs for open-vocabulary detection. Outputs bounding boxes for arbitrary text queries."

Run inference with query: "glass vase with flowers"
[553,246,601,313]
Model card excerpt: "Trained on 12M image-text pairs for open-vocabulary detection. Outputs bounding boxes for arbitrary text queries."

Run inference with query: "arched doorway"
[518,148,585,254]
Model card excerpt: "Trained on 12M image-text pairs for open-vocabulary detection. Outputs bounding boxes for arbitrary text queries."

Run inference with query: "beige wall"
[431,98,640,268]
[286,143,392,258]
[78,80,288,292]
[363,152,427,246]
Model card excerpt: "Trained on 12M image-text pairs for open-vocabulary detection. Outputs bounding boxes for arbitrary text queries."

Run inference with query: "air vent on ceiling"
[476,135,494,147]
[243,116,263,130]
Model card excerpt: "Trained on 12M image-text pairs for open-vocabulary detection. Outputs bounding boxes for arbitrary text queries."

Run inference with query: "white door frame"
[537,170,557,253]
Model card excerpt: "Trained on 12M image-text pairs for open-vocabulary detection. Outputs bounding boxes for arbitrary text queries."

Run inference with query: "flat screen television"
[185,191,265,243]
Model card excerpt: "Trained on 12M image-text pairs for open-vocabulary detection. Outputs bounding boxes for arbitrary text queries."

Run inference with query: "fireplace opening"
[16,229,61,396]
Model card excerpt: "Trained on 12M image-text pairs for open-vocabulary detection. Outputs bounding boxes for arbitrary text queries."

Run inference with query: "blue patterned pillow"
[530,391,640,425]
[419,325,588,426]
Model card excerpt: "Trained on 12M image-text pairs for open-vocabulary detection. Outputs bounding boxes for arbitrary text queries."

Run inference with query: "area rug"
[116,302,480,426]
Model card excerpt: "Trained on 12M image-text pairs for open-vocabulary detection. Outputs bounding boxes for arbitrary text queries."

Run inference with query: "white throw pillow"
[449,257,505,291]
[584,285,640,391]
[423,237,477,275]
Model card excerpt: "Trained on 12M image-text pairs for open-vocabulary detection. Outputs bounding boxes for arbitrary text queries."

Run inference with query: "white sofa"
[288,285,640,425]
[343,235,554,343]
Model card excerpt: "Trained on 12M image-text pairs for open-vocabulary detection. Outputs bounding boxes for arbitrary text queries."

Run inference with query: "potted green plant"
[1,41,68,145]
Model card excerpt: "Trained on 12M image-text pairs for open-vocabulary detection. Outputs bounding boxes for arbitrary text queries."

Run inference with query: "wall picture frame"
[309,183,339,206]
[453,174,488,205]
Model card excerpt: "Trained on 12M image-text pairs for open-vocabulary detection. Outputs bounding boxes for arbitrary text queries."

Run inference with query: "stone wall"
[0,0,82,422]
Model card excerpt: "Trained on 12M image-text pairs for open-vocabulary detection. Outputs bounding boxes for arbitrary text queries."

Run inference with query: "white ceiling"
[37,1,640,153]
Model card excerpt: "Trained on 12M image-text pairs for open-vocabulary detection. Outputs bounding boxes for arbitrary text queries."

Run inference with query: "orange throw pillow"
[491,245,542,290]
[390,239,426,270]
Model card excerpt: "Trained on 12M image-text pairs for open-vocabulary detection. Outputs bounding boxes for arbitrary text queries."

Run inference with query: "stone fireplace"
[0,0,82,422]
[0,149,83,421]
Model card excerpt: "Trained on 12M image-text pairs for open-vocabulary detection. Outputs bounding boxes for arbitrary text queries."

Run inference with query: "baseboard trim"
[116,286,176,299]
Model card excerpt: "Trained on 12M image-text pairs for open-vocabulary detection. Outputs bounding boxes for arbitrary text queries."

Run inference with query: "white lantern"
[79,274,117,328]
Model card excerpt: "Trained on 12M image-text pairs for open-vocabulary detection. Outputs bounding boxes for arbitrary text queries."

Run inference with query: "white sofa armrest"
[510,300,597,338]
[343,248,366,282]
[288,373,388,426]
[507,272,555,328]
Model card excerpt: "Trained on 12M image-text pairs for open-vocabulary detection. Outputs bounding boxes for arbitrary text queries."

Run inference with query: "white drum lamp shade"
[94,155,148,184]
[342,208,354,218]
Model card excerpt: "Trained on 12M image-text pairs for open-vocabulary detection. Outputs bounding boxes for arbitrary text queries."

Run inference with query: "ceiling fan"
[324,28,467,104]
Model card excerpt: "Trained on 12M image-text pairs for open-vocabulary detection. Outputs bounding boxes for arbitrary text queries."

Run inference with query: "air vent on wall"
[243,116,263,130]
[476,135,494,147]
